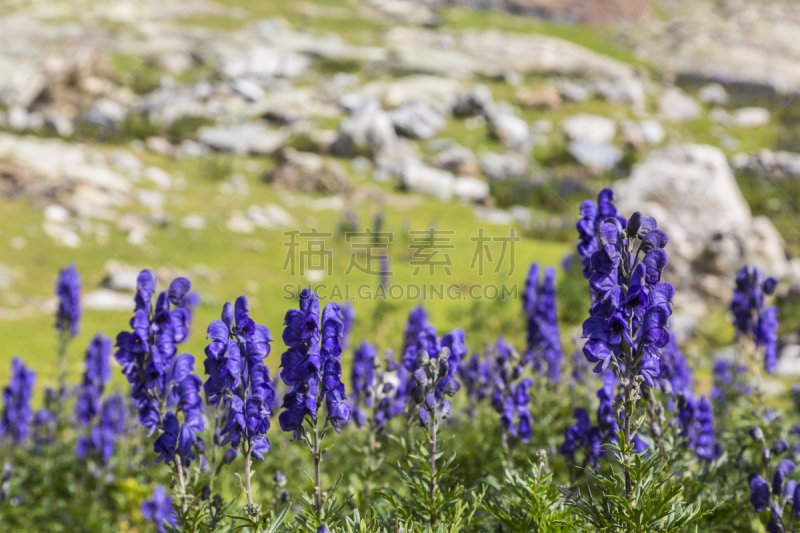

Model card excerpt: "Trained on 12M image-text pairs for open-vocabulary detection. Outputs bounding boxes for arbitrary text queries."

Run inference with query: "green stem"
[429,414,438,528]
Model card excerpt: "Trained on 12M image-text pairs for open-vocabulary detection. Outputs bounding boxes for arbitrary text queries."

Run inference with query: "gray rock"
[233,78,265,103]
[84,289,137,311]
[479,151,529,181]
[332,108,401,160]
[776,345,800,378]
[265,149,351,194]
[594,76,645,108]
[487,111,531,151]
[473,207,514,225]
[452,85,493,117]
[559,81,591,103]
[561,114,616,143]
[640,119,665,145]
[658,89,701,122]
[732,107,770,127]
[199,124,286,155]
[401,160,454,201]
[697,83,729,105]
[429,142,478,175]
[389,103,445,139]
[616,143,789,304]
[454,176,490,202]
[568,140,622,170]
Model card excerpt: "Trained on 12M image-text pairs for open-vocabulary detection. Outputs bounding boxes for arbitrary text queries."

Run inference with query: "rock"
[181,214,207,230]
[594,76,645,108]
[776,344,800,378]
[452,85,493,117]
[568,140,622,170]
[199,124,286,155]
[226,211,255,234]
[265,149,351,194]
[710,108,732,125]
[658,88,701,122]
[233,78,265,103]
[145,137,174,157]
[479,151,529,181]
[517,86,561,110]
[732,107,770,127]
[331,107,402,161]
[732,149,800,178]
[615,143,789,304]
[487,111,531,151]
[474,207,514,225]
[561,114,616,143]
[159,51,193,74]
[697,83,729,105]
[43,222,81,247]
[44,204,70,223]
[429,142,479,175]
[246,204,295,229]
[83,289,136,311]
[454,176,490,202]
[102,260,142,292]
[401,160,454,201]
[640,119,665,145]
[389,103,445,139]
[559,81,591,103]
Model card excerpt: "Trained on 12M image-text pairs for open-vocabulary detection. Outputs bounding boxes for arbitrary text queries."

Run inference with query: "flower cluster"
[75,334,112,427]
[523,264,563,381]
[731,265,779,373]
[460,350,493,404]
[76,394,127,463]
[341,302,355,349]
[677,396,719,462]
[656,337,693,404]
[409,347,460,430]
[576,189,624,280]
[1,358,36,444]
[748,429,798,532]
[490,338,532,442]
[581,210,673,386]
[710,358,749,404]
[279,289,350,438]
[141,485,177,533]
[55,262,82,338]
[561,371,618,467]
[350,340,376,427]
[114,270,203,465]
[203,297,275,460]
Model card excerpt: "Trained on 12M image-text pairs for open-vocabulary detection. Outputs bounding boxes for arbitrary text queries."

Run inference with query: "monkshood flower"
[403,306,429,355]
[75,334,112,427]
[460,351,493,406]
[731,265,779,373]
[489,338,530,466]
[1,358,35,444]
[55,262,81,338]
[562,370,620,468]
[115,270,197,436]
[203,296,274,513]
[279,289,350,521]
[679,396,720,462]
[341,302,355,349]
[657,337,693,404]
[350,340,377,427]
[710,358,750,405]
[575,188,624,279]
[523,264,563,381]
[141,485,177,533]
[76,394,127,464]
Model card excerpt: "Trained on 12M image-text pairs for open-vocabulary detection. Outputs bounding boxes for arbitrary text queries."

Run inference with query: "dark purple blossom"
[1,358,35,444]
[350,341,376,427]
[524,264,564,381]
[55,263,81,337]
[731,266,779,373]
[141,485,177,533]
[341,302,355,349]
[561,408,591,461]
[75,334,112,426]
[76,394,127,463]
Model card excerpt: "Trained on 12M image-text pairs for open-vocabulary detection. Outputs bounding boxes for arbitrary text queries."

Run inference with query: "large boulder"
[389,103,446,139]
[561,114,616,143]
[615,143,788,306]
[264,149,351,194]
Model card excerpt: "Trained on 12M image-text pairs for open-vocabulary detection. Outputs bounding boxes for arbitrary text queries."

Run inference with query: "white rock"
[401,160,454,201]
[389,103,445,139]
[474,207,514,225]
[233,78,265,103]
[144,166,172,190]
[454,176,490,202]
[43,222,81,248]
[145,137,173,156]
[568,140,622,170]
[226,211,255,233]
[733,107,770,127]
[776,345,800,377]
[488,112,531,151]
[640,119,665,145]
[698,83,729,105]
[181,214,207,230]
[561,114,616,144]
[479,151,529,181]
[83,289,136,311]
[658,88,701,122]
[44,204,71,223]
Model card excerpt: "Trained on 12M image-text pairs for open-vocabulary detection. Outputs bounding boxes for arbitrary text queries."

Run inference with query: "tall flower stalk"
[203,296,275,516]
[279,289,350,529]
[53,263,81,423]
[580,207,674,495]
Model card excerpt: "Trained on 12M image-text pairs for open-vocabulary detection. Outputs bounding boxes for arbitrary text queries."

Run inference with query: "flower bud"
[194,437,207,455]
[413,368,428,388]
[222,447,238,465]
[273,470,287,487]
[749,427,765,444]
[424,394,437,412]
[280,490,290,503]
[444,379,461,397]
[438,358,449,378]
[411,386,425,404]
[416,350,430,366]
[438,400,452,420]
[773,440,790,456]
[200,485,211,501]
[418,408,431,429]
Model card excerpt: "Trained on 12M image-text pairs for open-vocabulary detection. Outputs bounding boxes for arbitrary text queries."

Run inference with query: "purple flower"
[204,297,275,461]
[141,485,177,533]
[350,341,376,419]
[460,352,493,402]
[694,397,720,462]
[749,474,770,512]
[75,334,112,426]
[280,290,349,438]
[524,265,563,381]
[1,358,36,444]
[341,302,355,349]
[561,408,591,460]
[55,263,81,337]
[731,266,780,373]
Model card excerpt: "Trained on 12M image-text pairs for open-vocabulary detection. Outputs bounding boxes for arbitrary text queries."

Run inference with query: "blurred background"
[2,0,800,396]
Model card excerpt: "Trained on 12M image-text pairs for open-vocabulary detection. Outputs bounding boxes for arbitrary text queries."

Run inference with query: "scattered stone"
[776,345,800,378]
[487,111,531,151]
[479,151,529,181]
[454,176,490,202]
[226,210,255,234]
[401,160,454,201]
[83,289,136,311]
[145,137,174,157]
[389,103,445,139]
[265,149,351,194]
[429,142,479,176]
[331,107,402,161]
[561,114,616,144]
[517,86,561,110]
[640,119,665,145]
[658,88,701,122]
[473,206,514,225]
[199,124,286,155]
[732,149,800,178]
[559,81,591,103]
[697,83,729,105]
[452,85,493,117]
[594,76,645,108]
[233,78,265,103]
[181,214,207,230]
[732,107,770,128]
[568,140,622,170]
